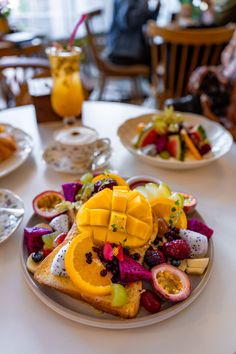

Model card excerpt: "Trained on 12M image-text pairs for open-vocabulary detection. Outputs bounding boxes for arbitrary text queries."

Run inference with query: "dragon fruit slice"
[187,219,214,239]
[62,182,83,202]
[119,255,152,283]
[156,134,167,153]
[24,227,52,255]
[49,214,69,233]
[179,229,208,258]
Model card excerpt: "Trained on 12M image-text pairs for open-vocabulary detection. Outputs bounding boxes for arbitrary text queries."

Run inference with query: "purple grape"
[199,144,211,156]
[96,178,118,192]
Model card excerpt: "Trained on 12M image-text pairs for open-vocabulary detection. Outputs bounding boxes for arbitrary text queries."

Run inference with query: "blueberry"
[171,259,181,267]
[32,252,44,263]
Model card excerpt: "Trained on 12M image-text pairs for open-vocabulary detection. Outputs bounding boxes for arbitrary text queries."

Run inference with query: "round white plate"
[117,112,233,170]
[0,124,33,178]
[20,212,213,329]
[0,189,24,244]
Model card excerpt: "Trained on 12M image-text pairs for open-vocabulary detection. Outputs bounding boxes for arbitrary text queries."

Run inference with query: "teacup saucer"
[0,189,24,244]
[43,143,112,174]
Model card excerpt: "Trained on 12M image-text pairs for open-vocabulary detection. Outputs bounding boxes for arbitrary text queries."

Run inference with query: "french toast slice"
[34,224,143,318]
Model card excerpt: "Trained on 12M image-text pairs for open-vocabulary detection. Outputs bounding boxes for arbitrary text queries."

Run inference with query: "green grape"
[80,172,93,184]
[111,284,127,307]
[159,150,170,159]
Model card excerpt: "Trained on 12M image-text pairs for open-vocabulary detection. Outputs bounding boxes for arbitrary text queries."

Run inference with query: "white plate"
[0,124,33,178]
[117,112,233,170]
[20,212,213,329]
[0,189,24,244]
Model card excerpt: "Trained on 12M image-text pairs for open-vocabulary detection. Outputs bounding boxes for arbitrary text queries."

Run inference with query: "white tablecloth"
[0,102,235,354]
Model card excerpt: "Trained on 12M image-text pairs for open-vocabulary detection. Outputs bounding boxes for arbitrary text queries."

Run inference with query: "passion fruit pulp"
[151,263,191,302]
[33,190,65,219]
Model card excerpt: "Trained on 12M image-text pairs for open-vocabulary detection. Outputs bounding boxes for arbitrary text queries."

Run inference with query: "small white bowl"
[126,175,162,189]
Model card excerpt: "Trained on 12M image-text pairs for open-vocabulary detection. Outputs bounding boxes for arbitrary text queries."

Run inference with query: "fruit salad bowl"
[20,172,214,328]
[117,112,233,170]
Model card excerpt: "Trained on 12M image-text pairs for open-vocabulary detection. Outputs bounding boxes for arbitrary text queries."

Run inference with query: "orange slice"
[181,129,202,160]
[65,233,112,296]
[151,197,187,229]
[92,173,128,187]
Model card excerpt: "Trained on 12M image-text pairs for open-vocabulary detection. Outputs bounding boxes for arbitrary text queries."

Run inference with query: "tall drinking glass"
[46,46,84,124]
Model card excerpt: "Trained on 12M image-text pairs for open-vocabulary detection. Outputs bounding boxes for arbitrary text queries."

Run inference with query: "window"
[9,0,113,39]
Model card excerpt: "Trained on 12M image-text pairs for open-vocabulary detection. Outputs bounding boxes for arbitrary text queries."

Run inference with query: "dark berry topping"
[100,269,108,277]
[130,252,141,261]
[144,249,166,268]
[171,259,181,267]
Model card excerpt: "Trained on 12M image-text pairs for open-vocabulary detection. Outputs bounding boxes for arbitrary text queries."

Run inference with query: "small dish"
[43,143,112,174]
[117,112,233,170]
[0,124,33,178]
[0,188,24,244]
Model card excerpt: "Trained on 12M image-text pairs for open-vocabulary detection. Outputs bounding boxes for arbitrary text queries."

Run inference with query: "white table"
[0,102,235,354]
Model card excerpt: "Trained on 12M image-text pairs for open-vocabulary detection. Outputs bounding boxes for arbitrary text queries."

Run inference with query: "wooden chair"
[147,21,236,108]
[0,56,50,107]
[84,9,149,100]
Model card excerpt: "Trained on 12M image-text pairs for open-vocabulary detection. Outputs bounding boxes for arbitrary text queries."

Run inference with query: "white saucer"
[0,189,24,244]
[43,143,112,174]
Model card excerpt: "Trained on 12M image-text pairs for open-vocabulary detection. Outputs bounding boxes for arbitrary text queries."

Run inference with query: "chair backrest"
[84,8,108,73]
[0,57,50,107]
[147,21,236,106]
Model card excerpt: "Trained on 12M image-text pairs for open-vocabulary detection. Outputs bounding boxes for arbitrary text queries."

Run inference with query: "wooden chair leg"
[132,77,141,100]
[98,75,106,100]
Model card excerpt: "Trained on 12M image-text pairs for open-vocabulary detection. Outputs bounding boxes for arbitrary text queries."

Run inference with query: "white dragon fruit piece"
[179,229,208,258]
[50,242,70,277]
[49,214,69,234]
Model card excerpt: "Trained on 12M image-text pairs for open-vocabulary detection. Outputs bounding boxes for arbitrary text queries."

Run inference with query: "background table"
[0,102,235,354]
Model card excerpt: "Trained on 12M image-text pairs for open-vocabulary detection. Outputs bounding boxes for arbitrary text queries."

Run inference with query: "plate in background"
[117,112,233,170]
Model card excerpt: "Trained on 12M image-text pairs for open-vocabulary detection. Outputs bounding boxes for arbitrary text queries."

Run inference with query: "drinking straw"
[68,13,87,48]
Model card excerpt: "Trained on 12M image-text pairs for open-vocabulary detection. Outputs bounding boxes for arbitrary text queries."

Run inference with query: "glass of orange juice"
[46,46,84,123]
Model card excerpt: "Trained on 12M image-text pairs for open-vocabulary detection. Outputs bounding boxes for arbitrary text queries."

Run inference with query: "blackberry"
[123,247,130,255]
[144,249,166,268]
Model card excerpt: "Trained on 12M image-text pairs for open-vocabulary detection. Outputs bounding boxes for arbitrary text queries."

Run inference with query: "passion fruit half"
[179,192,197,215]
[151,263,191,302]
[33,191,65,220]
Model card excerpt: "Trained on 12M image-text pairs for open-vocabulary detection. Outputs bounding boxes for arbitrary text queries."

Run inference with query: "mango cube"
[109,211,127,233]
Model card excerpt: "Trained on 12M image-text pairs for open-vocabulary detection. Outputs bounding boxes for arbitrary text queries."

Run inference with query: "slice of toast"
[34,223,143,318]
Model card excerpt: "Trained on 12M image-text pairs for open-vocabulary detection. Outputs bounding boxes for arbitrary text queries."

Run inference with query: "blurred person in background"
[167,30,236,140]
[106,0,160,66]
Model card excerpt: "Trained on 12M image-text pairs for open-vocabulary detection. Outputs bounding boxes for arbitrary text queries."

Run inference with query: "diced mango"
[77,207,90,225]
[109,211,127,233]
[126,215,150,241]
[92,227,108,244]
[90,209,110,226]
[112,189,128,213]
[85,189,112,210]
[113,186,129,191]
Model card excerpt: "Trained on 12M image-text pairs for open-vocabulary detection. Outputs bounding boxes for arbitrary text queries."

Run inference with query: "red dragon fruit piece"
[24,227,52,255]
[119,255,152,283]
[187,219,214,239]
[103,242,113,261]
[62,182,83,202]
[156,134,167,153]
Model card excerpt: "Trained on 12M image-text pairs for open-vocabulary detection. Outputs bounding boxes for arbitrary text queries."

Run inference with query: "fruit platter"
[21,171,213,329]
[117,108,233,170]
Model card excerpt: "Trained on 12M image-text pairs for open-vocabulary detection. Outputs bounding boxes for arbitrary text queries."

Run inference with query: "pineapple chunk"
[186,258,209,269]
[178,259,187,272]
[186,267,206,275]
